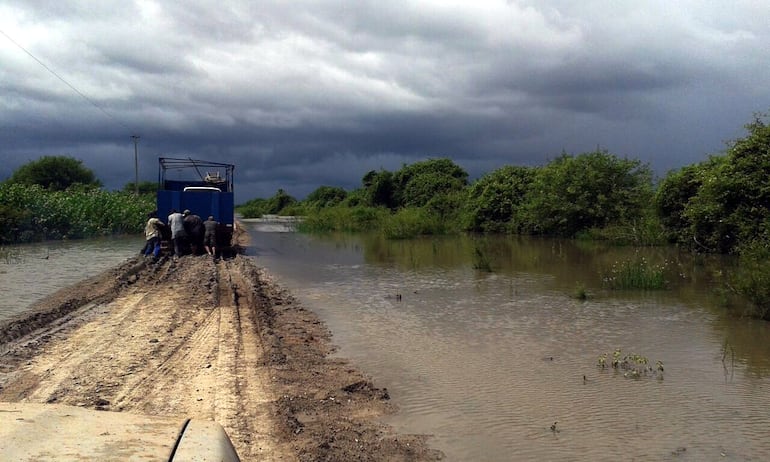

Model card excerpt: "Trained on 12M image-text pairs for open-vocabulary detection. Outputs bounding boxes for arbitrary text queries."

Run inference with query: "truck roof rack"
[158,157,234,193]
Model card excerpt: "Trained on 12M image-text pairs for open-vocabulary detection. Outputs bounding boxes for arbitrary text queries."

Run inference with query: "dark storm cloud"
[1,1,769,200]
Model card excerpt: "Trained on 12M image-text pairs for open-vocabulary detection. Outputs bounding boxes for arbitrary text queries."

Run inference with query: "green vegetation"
[654,115,770,254]
[516,151,653,237]
[597,349,664,380]
[573,283,589,300]
[1,157,154,243]
[463,165,535,233]
[7,155,101,191]
[382,208,443,239]
[237,114,770,260]
[238,189,299,218]
[601,254,668,290]
[123,181,158,195]
[239,152,657,242]
[724,240,770,319]
[472,243,493,272]
[297,206,387,233]
[0,182,154,243]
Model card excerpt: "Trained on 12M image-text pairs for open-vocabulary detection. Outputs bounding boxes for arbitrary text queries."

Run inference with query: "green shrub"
[728,240,770,319]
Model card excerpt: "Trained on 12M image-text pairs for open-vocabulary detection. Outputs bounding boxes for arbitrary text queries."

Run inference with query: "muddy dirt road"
[0,249,442,461]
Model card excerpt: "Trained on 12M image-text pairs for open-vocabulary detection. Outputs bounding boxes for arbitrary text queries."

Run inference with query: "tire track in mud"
[213,259,282,460]
[0,256,286,459]
[0,253,443,462]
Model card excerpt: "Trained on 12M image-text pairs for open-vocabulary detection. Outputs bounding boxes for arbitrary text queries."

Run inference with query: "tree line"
[237,114,770,318]
[240,114,770,256]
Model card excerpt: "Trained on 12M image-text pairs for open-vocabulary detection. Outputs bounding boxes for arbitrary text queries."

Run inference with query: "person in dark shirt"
[203,215,219,258]
[183,210,204,255]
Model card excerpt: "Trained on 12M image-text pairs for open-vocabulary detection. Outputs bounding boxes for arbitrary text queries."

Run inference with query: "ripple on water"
[250,231,770,462]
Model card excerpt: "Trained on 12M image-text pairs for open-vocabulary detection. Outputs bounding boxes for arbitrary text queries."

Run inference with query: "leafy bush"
[236,198,268,218]
[7,155,101,191]
[305,186,348,209]
[653,115,770,254]
[681,117,770,254]
[463,165,536,233]
[236,189,298,218]
[517,151,653,237]
[727,239,770,319]
[654,162,706,244]
[393,158,468,208]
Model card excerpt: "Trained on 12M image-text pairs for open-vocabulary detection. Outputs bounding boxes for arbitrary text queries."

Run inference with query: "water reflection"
[247,225,770,461]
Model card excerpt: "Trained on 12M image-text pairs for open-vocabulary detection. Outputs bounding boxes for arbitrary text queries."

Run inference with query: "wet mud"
[0,234,442,461]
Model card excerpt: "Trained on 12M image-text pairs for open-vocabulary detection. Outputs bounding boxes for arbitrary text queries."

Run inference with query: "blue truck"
[156,157,235,251]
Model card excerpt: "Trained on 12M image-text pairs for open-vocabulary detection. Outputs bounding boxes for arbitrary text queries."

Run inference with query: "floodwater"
[0,236,143,321]
[245,221,770,461]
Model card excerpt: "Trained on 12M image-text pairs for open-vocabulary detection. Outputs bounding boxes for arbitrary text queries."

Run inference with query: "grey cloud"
[2,1,770,201]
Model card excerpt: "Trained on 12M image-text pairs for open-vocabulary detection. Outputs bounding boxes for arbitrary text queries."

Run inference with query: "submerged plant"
[597,348,664,380]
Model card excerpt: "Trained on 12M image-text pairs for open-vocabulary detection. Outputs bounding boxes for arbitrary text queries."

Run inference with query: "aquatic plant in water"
[602,254,668,290]
[597,348,664,380]
[573,282,588,300]
[472,245,493,272]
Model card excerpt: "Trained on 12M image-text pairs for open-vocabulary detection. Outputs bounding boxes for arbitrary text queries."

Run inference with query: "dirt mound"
[0,253,443,461]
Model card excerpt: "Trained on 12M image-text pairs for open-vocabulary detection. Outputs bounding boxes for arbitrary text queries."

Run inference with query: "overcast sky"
[1,1,768,201]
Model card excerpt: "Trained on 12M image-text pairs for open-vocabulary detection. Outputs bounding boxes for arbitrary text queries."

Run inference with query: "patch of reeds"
[296,206,388,233]
[472,243,493,272]
[602,255,668,290]
[382,208,442,239]
[0,183,154,243]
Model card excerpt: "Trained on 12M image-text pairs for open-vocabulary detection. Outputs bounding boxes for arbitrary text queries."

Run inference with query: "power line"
[0,28,132,131]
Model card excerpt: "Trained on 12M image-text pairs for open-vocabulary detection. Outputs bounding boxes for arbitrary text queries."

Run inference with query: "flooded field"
[3,227,770,460]
[0,236,142,321]
[246,224,770,461]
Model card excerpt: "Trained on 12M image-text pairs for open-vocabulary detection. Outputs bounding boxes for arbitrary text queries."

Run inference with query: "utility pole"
[131,134,140,195]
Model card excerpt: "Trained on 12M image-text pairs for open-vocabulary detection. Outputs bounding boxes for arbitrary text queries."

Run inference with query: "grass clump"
[602,254,668,290]
[573,283,589,300]
[382,208,442,239]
